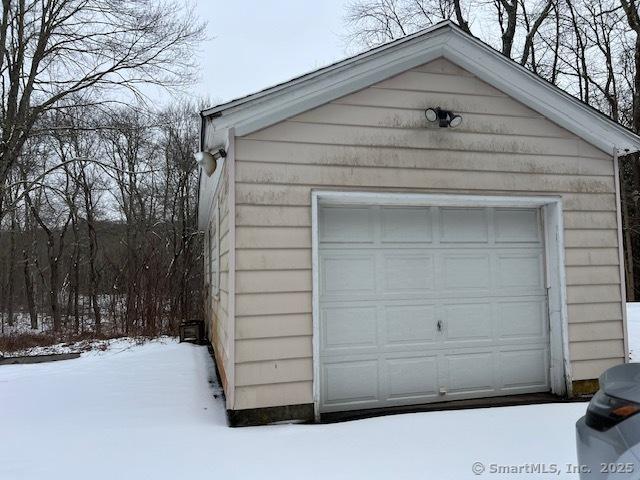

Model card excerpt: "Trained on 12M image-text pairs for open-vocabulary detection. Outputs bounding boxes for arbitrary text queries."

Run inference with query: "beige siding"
[203,158,232,392]
[231,58,624,409]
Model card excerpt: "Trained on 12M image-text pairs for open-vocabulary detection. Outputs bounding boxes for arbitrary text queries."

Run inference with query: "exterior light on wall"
[194,148,226,177]
[425,107,463,128]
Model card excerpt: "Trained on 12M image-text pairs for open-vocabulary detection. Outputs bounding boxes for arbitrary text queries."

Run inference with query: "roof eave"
[202,21,640,155]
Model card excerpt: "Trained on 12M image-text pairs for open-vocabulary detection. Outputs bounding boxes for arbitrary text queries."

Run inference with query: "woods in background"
[0,101,203,337]
[344,0,640,301]
[7,0,640,340]
[0,0,205,339]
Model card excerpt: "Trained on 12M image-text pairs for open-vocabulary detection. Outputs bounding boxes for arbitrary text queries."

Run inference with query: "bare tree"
[344,0,558,65]
[0,0,205,222]
[621,0,640,132]
[520,0,555,70]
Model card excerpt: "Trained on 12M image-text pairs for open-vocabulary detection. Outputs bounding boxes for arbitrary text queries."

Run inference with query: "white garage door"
[318,205,550,413]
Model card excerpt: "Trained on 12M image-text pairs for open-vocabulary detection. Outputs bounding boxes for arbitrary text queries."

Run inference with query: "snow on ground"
[5,304,640,479]
[3,335,175,357]
[0,338,587,480]
[628,303,640,361]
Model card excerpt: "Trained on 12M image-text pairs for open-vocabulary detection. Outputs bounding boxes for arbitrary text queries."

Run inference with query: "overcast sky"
[191,0,350,107]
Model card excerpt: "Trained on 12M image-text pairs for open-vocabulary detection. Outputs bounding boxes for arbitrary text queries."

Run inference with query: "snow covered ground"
[628,302,640,361]
[2,305,640,480]
[1,335,175,357]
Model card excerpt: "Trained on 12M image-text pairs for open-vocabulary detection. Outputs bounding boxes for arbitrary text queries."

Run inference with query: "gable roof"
[201,20,640,155]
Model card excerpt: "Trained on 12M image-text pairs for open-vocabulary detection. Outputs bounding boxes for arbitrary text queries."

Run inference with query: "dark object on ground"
[179,321,204,344]
[0,352,81,365]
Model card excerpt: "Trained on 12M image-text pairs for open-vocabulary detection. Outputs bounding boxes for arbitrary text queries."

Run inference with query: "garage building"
[197,21,640,425]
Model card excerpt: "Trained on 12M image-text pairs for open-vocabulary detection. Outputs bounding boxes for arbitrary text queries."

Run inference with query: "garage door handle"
[437,320,443,332]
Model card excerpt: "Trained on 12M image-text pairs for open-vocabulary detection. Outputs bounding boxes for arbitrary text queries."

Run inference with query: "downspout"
[614,147,630,363]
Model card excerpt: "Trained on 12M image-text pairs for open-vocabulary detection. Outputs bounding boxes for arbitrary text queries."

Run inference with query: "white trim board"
[614,148,630,363]
[310,190,570,420]
[226,129,237,410]
[201,21,640,156]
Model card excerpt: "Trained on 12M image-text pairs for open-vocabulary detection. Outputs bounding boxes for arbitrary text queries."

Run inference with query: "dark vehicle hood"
[600,363,640,402]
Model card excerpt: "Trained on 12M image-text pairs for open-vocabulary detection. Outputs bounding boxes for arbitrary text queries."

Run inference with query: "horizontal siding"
[237,269,311,293]
[236,205,311,227]
[236,140,613,176]
[236,249,311,271]
[236,336,312,363]
[236,358,313,387]
[373,69,505,96]
[568,303,623,323]
[236,162,614,194]
[235,381,313,410]
[236,226,311,249]
[563,212,618,230]
[236,292,311,317]
[291,105,575,138]
[236,313,312,340]
[567,285,621,304]
[335,86,539,116]
[236,182,616,211]
[566,266,620,286]
[572,358,625,381]
[569,321,624,342]
[565,248,620,266]
[570,340,625,361]
[230,58,624,406]
[564,230,618,248]
[245,122,604,158]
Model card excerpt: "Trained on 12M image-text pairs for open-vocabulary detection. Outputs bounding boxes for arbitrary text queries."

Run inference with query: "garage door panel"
[321,254,375,295]
[499,348,549,390]
[495,209,541,243]
[442,302,493,343]
[381,207,432,243]
[445,352,495,395]
[383,254,434,292]
[385,356,439,400]
[498,300,547,340]
[318,204,550,412]
[323,360,379,406]
[442,254,491,290]
[319,206,373,243]
[440,207,489,243]
[384,304,437,345]
[496,253,545,289]
[321,306,377,351]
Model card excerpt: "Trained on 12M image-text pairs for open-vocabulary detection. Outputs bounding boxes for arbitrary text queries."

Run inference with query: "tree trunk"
[6,212,16,326]
[621,163,636,301]
[22,248,38,329]
[47,236,62,332]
